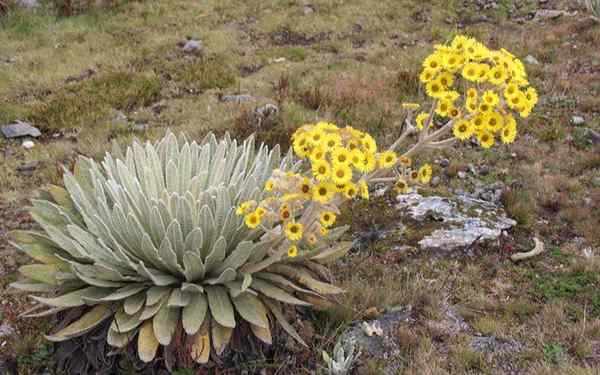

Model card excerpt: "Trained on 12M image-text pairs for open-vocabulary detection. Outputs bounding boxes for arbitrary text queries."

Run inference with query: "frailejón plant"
[11,132,351,363]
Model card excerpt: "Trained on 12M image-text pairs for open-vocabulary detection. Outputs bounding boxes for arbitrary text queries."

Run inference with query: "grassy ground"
[1,0,600,373]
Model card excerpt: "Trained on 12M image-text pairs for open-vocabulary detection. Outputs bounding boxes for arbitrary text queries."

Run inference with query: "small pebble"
[571,116,585,126]
[22,140,34,149]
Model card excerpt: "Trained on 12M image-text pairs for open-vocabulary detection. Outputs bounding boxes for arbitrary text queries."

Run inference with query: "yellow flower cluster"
[292,122,385,202]
[237,122,410,258]
[416,35,538,148]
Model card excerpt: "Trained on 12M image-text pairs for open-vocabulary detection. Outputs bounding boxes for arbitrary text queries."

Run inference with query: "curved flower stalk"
[10,132,351,364]
[239,35,537,261]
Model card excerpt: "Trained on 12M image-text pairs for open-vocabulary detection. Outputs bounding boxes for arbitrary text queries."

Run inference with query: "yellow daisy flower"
[344,183,358,199]
[312,160,331,181]
[378,151,397,169]
[426,80,445,99]
[501,124,517,144]
[313,182,335,203]
[320,211,337,227]
[356,153,376,173]
[488,66,507,86]
[477,131,495,149]
[285,222,304,241]
[245,212,261,229]
[482,90,499,107]
[399,156,412,167]
[265,179,275,191]
[287,245,298,258]
[331,147,351,165]
[394,178,410,194]
[462,63,480,81]
[418,164,433,184]
[358,179,369,200]
[332,163,353,185]
[415,112,430,130]
[453,120,474,140]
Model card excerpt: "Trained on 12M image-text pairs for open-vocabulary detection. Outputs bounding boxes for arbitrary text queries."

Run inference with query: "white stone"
[22,140,35,149]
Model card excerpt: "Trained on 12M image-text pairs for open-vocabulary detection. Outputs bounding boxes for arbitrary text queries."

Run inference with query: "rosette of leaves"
[10,132,352,364]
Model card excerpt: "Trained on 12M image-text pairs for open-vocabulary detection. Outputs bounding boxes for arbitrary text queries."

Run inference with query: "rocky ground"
[1,0,599,373]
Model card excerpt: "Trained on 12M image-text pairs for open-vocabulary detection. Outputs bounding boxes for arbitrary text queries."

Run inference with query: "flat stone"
[16,161,40,175]
[220,94,254,103]
[21,140,35,149]
[571,116,585,126]
[470,336,523,354]
[524,55,540,65]
[0,323,15,339]
[182,39,203,54]
[583,128,600,144]
[2,121,41,138]
[395,192,516,252]
[340,309,413,375]
[249,103,279,130]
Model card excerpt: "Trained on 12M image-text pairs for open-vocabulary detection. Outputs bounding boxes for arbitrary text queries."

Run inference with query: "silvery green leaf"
[124,292,146,315]
[168,288,191,307]
[250,279,310,306]
[182,293,208,335]
[203,236,227,273]
[232,292,269,328]
[152,303,179,345]
[111,306,144,333]
[182,251,205,282]
[146,286,171,305]
[205,268,236,285]
[206,286,236,329]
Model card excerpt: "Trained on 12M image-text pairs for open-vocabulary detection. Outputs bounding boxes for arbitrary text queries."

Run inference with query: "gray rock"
[591,176,600,188]
[21,140,35,149]
[478,165,490,176]
[430,176,441,187]
[0,323,15,339]
[16,161,39,176]
[16,0,39,9]
[302,5,314,14]
[571,115,585,126]
[583,128,600,144]
[2,120,41,139]
[249,103,279,130]
[524,55,540,65]
[182,39,203,54]
[220,94,254,103]
[340,309,413,375]
[470,336,522,354]
[395,192,516,252]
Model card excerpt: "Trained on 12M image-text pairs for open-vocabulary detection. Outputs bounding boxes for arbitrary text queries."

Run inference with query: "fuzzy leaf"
[190,320,210,364]
[45,305,112,342]
[19,264,60,286]
[152,303,179,345]
[206,286,236,329]
[250,323,272,345]
[232,292,269,328]
[31,286,103,308]
[211,320,233,356]
[262,299,306,347]
[251,279,310,306]
[183,293,208,335]
[138,320,159,363]
[124,292,146,315]
[267,265,344,295]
